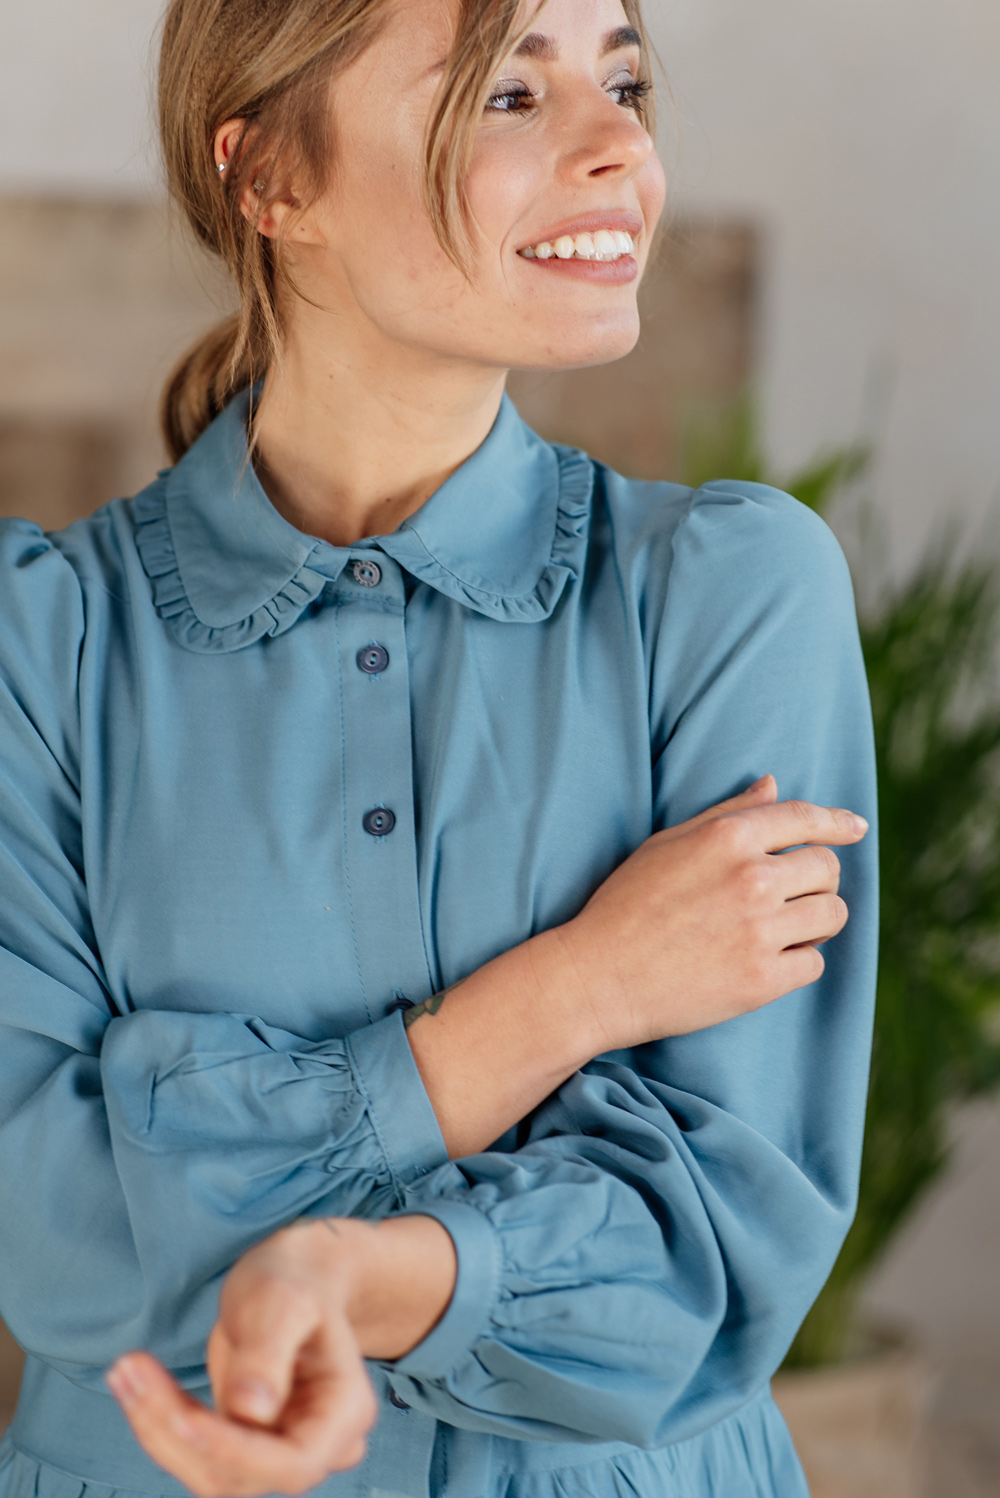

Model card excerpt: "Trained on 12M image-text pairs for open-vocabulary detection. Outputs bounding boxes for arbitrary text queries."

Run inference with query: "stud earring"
[216,162,226,175]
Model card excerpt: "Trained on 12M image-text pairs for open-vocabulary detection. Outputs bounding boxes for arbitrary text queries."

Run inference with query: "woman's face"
[283,0,665,374]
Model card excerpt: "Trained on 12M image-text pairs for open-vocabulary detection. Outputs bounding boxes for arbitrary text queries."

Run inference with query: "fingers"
[778,891,848,949]
[214,1275,320,1425]
[770,843,842,899]
[735,798,868,854]
[775,942,827,994]
[659,775,778,844]
[107,1349,375,1498]
[698,774,778,818]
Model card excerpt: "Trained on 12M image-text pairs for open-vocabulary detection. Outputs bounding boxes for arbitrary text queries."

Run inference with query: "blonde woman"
[0,1,876,1496]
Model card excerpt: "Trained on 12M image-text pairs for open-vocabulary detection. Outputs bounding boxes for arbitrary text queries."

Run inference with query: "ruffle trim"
[0,1440,174,1498]
[132,441,595,648]
[0,1388,806,1498]
[381,443,594,624]
[492,1392,806,1498]
[132,483,327,655]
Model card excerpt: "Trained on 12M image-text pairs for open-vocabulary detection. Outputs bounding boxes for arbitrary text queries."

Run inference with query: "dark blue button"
[357,644,389,675]
[363,807,396,837]
[388,1387,410,1411]
[351,559,382,588]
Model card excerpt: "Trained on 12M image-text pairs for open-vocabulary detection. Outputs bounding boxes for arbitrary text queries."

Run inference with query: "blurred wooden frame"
[0,200,757,528]
[509,220,757,480]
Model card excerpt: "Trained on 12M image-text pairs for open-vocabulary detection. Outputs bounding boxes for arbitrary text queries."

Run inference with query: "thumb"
[215,1280,321,1426]
[711,774,778,815]
[662,775,778,842]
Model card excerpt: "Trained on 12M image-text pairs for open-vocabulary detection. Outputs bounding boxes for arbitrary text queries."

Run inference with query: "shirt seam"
[333,606,370,1023]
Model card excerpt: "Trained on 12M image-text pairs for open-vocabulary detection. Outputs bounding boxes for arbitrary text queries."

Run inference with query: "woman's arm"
[107,1217,453,1498]
[407,782,863,1156]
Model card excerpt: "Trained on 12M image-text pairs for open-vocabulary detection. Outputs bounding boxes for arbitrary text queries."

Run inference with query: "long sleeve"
[390,481,878,1447]
[0,520,449,1390]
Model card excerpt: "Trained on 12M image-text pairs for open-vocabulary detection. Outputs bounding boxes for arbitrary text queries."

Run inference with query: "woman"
[0,0,877,1496]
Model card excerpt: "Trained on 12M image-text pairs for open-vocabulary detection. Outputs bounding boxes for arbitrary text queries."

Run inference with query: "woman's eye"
[609,75,651,111]
[486,84,535,114]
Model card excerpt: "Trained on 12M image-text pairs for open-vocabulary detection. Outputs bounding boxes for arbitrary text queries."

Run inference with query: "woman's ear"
[212,116,319,243]
[213,117,246,179]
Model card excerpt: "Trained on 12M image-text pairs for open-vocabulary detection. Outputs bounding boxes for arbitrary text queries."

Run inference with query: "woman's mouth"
[519,229,635,262]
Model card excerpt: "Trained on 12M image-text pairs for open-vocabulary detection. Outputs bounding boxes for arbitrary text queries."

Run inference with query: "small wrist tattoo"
[403,977,466,1029]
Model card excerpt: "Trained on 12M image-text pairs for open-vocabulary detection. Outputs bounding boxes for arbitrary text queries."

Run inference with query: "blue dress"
[0,391,877,1498]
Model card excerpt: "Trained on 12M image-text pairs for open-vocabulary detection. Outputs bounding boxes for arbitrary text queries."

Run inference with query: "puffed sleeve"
[389,481,878,1446]
[0,520,449,1390]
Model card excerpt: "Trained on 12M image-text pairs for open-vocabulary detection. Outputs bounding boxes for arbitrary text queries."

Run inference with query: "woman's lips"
[519,254,638,284]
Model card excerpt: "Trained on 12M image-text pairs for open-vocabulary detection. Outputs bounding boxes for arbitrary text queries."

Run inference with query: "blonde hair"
[158,0,653,462]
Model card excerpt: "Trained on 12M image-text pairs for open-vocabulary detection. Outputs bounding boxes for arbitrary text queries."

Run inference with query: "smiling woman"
[0,2,877,1498]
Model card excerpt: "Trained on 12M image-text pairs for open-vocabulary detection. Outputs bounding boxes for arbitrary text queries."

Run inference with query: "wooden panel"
[0,1318,24,1433]
[0,416,121,531]
[508,221,758,479]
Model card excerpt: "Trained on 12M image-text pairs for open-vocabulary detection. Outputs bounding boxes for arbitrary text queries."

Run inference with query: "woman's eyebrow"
[513,26,642,61]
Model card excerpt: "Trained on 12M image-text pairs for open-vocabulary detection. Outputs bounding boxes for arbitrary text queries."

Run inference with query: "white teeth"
[592,229,617,259]
[519,229,636,262]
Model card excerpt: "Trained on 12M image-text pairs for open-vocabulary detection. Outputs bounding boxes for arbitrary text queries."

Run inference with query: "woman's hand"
[405,774,868,1156]
[555,775,867,1052]
[107,1215,456,1498]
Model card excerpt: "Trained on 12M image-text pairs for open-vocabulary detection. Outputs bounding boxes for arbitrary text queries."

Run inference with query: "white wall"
[654,0,1000,566]
[4,0,998,560]
[0,0,162,196]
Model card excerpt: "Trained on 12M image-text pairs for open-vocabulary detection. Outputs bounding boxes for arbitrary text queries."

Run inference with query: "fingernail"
[850,814,868,834]
[748,776,769,791]
[171,1410,206,1448]
[107,1357,145,1405]
[228,1377,278,1421]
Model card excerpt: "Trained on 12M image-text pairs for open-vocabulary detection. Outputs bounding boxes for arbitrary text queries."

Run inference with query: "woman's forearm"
[405,926,597,1158]
[336,1215,458,1359]
[406,782,864,1160]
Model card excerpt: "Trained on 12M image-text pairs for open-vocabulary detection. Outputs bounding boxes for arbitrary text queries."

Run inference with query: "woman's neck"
[251,313,508,548]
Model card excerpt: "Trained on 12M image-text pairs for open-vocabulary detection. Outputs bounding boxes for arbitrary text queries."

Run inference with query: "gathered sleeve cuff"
[388,1200,502,1382]
[345,1012,450,1193]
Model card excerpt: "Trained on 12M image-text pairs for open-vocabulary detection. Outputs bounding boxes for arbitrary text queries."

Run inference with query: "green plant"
[680,399,1000,1367]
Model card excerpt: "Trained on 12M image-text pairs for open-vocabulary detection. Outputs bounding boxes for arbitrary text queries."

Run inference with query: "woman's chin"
[508,322,641,374]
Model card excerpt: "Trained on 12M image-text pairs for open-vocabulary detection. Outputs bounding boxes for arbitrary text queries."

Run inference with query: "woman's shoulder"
[0,499,139,685]
[595,467,852,606]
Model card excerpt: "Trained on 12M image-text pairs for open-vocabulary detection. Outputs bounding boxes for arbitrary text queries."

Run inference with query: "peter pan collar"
[133,388,593,653]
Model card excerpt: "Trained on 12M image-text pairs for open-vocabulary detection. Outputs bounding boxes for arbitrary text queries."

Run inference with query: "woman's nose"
[559,95,655,185]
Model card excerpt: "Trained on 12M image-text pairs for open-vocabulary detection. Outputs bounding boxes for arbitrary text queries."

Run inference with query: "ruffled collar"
[133,389,593,653]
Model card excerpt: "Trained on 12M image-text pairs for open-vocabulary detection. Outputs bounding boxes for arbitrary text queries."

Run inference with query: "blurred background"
[1,2,999,1495]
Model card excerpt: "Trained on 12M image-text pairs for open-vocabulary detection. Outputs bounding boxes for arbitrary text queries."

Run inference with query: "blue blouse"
[0,391,877,1498]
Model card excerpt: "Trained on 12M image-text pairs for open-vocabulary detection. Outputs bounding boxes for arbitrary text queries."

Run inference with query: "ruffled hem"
[495,1394,807,1498]
[0,1440,182,1498]
[1,1389,807,1498]
[132,483,327,655]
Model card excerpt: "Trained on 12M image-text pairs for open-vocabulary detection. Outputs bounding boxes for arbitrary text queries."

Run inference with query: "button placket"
[336,556,432,1010]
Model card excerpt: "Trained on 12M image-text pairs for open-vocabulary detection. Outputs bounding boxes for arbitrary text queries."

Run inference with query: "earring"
[216,162,226,175]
